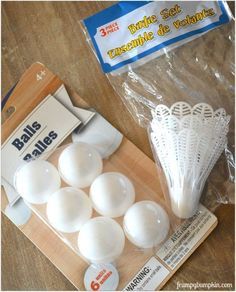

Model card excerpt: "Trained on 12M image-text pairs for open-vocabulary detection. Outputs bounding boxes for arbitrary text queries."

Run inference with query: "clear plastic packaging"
[12,140,177,288]
[82,2,235,219]
[9,133,217,290]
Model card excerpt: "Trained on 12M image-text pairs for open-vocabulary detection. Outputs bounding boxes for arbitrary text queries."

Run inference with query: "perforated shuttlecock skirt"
[150,102,230,218]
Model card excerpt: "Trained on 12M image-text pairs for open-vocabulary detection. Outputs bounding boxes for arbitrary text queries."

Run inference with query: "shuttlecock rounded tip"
[171,201,199,219]
[169,186,201,219]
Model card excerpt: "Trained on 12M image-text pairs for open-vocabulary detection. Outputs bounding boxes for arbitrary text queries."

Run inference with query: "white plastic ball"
[46,187,92,233]
[58,143,103,188]
[14,160,61,204]
[123,201,170,248]
[78,217,125,264]
[90,172,135,218]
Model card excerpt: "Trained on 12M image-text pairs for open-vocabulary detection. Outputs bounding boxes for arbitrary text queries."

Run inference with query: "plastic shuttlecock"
[150,102,230,218]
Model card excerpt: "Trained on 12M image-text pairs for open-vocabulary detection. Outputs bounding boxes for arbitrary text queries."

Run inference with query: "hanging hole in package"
[1,2,234,292]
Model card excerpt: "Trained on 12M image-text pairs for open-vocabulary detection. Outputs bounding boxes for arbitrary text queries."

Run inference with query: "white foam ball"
[46,187,92,233]
[58,143,103,188]
[90,172,135,218]
[14,160,61,204]
[123,201,170,248]
[78,217,125,264]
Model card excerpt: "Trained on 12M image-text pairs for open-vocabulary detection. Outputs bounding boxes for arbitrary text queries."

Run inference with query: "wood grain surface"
[1,1,235,291]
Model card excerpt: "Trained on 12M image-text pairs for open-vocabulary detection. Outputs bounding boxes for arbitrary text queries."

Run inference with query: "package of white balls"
[13,141,172,261]
[9,140,217,290]
[83,1,235,221]
[0,62,220,290]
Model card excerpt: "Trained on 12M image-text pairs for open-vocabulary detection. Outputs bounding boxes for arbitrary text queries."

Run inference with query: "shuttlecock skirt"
[150,102,230,219]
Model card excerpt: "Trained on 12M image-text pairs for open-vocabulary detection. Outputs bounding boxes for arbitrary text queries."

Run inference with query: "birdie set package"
[83,1,235,220]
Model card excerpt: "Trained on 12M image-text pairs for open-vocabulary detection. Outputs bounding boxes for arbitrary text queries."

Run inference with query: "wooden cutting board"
[1,63,217,290]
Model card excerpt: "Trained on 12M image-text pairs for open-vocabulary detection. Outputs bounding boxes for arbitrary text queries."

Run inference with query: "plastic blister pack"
[9,132,218,290]
[82,1,235,219]
[12,139,179,290]
[13,142,172,260]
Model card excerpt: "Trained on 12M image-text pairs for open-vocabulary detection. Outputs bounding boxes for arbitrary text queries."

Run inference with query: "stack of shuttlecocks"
[150,102,230,219]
